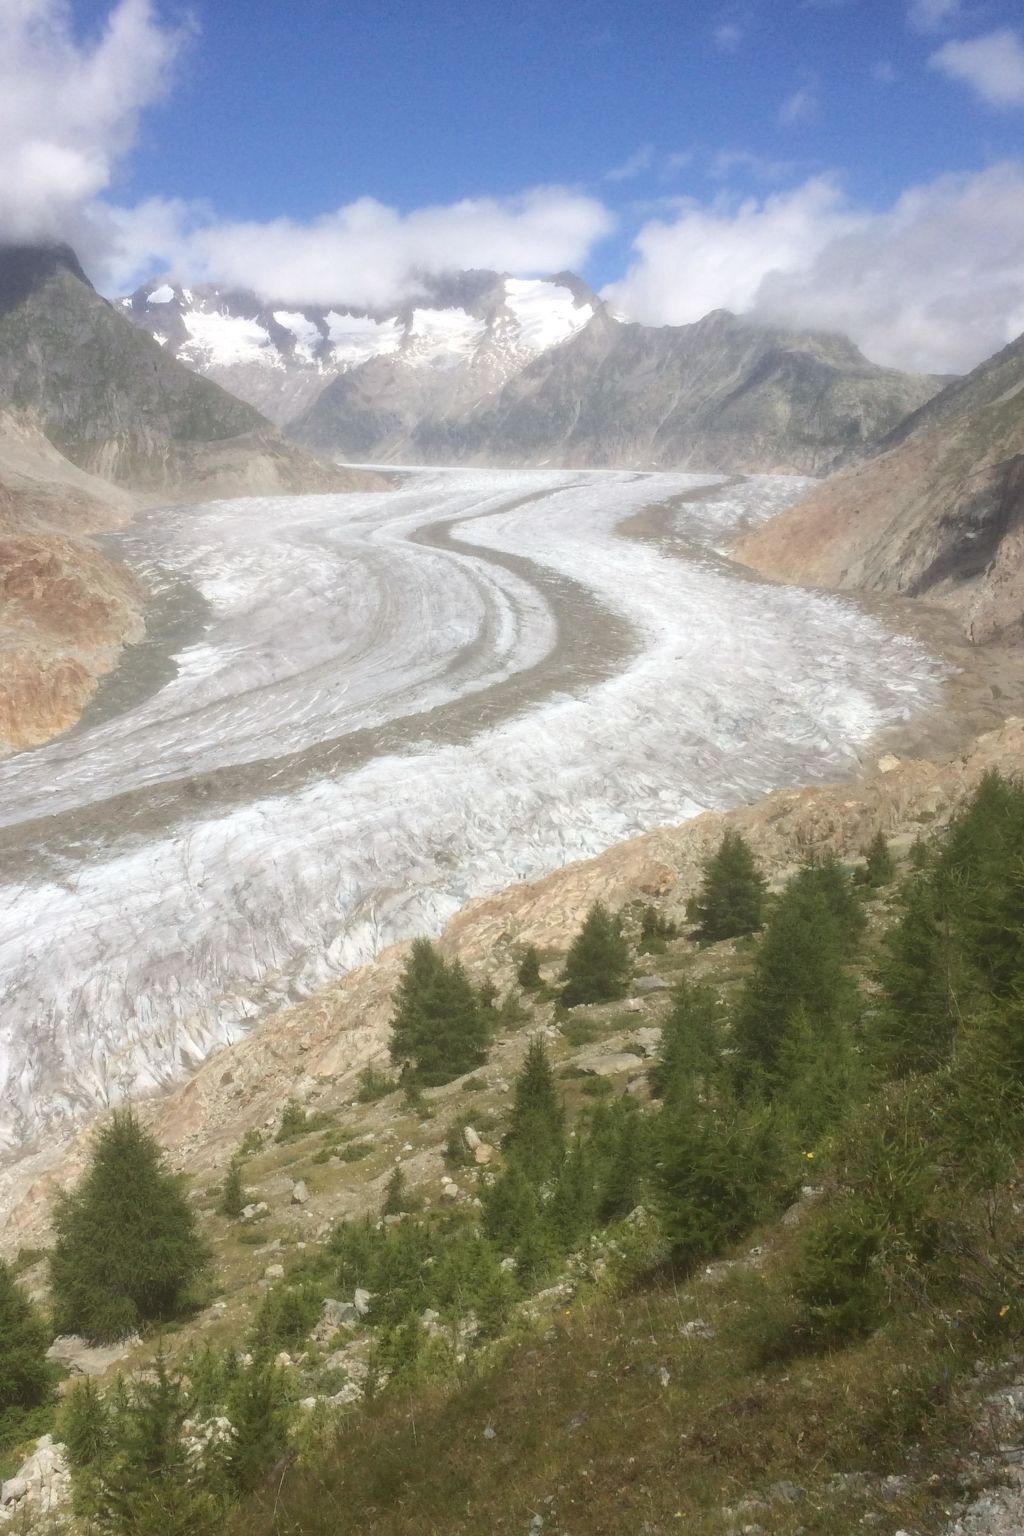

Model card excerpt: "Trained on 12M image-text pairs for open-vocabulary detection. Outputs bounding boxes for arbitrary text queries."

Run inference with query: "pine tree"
[860,829,895,888]
[596,1100,647,1223]
[650,978,722,1099]
[733,864,852,1084]
[516,945,543,990]
[639,904,675,954]
[802,852,866,955]
[389,938,491,1085]
[220,1160,245,1219]
[59,1378,110,1470]
[560,902,631,1008]
[503,1038,565,1185]
[382,1166,411,1216]
[875,871,960,1075]
[225,1356,291,1495]
[50,1110,209,1343]
[686,830,767,942]
[774,1004,860,1144]
[0,1259,50,1412]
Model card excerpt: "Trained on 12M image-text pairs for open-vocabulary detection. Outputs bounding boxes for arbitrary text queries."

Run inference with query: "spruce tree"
[59,1378,110,1471]
[560,902,631,1007]
[876,871,960,1075]
[382,1166,412,1216]
[503,1038,565,1185]
[650,978,722,1099]
[0,1259,50,1412]
[389,938,490,1084]
[516,944,543,990]
[686,830,767,942]
[225,1356,291,1495]
[733,863,852,1084]
[50,1110,209,1343]
[861,829,895,888]
[220,1160,245,1220]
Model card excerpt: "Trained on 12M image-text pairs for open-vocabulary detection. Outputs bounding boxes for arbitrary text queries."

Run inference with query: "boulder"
[241,1201,269,1221]
[473,1143,494,1165]
[353,1287,373,1317]
[634,975,670,994]
[291,1180,309,1205]
[319,1299,359,1333]
[46,1334,138,1377]
[263,1263,284,1280]
[574,1050,645,1077]
[463,1125,482,1150]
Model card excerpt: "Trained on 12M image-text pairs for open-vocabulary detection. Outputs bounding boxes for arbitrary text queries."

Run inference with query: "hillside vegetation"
[4,772,1024,1533]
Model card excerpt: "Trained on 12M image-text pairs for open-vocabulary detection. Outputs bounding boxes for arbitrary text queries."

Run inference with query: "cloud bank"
[930,28,1024,107]
[603,163,1024,374]
[0,0,185,245]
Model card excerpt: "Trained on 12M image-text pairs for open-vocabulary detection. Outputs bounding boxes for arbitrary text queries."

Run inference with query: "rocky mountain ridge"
[737,327,1024,644]
[0,244,385,750]
[122,269,943,474]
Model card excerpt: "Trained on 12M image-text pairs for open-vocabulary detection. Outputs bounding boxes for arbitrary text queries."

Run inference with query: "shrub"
[516,945,543,990]
[219,1161,245,1220]
[788,1198,884,1350]
[356,1066,397,1103]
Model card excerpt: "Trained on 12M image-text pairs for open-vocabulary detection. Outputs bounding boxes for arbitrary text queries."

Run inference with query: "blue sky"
[4,0,1024,370]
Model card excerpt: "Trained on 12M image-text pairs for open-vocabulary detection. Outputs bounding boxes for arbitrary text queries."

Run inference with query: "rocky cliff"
[736,330,1024,644]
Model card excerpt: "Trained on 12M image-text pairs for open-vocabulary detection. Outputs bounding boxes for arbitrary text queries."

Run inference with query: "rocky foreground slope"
[737,328,1024,644]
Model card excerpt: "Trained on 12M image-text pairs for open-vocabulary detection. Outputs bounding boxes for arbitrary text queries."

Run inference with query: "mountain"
[0,244,383,752]
[123,271,942,474]
[736,329,1024,644]
[119,269,600,433]
[0,244,378,497]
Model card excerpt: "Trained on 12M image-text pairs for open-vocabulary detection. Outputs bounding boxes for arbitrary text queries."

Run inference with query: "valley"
[0,468,947,1158]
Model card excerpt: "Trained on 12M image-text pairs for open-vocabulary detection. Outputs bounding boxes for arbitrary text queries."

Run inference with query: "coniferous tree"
[389,938,490,1084]
[503,1038,565,1185]
[733,864,852,1084]
[225,1356,291,1496]
[220,1160,245,1220]
[0,1259,50,1412]
[59,1378,110,1472]
[686,830,767,942]
[50,1110,209,1343]
[860,829,895,888]
[516,944,543,990]
[801,852,866,955]
[560,902,631,1007]
[596,1100,647,1223]
[650,978,722,1099]
[382,1166,412,1217]
[876,871,960,1075]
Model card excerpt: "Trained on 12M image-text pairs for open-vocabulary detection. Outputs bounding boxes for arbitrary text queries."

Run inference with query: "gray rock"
[241,1201,269,1221]
[291,1180,309,1205]
[47,1334,138,1376]
[634,976,670,994]
[0,1478,28,1505]
[574,1050,645,1077]
[263,1263,285,1280]
[353,1287,373,1317]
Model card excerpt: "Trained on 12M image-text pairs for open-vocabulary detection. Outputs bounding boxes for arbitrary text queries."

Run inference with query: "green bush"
[0,1260,50,1413]
[356,1066,398,1103]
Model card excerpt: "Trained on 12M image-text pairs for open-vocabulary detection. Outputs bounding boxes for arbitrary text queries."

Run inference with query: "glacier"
[0,468,946,1153]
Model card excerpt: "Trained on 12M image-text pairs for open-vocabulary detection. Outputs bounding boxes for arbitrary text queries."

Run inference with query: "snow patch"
[179,309,275,368]
[405,307,487,369]
[147,284,175,305]
[325,311,402,368]
[273,311,323,364]
[504,278,593,352]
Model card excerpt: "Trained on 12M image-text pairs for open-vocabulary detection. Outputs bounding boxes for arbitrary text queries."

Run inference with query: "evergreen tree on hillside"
[503,1038,565,1185]
[860,829,895,888]
[938,771,1024,997]
[801,852,866,955]
[733,864,852,1083]
[0,1259,50,1412]
[389,938,490,1085]
[876,872,960,1075]
[650,977,723,1099]
[516,944,543,990]
[220,1160,245,1220]
[686,830,767,942]
[225,1357,291,1496]
[50,1110,209,1343]
[560,902,631,1007]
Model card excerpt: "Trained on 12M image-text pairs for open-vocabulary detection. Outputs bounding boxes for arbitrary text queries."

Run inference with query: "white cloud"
[930,28,1024,107]
[0,0,186,245]
[603,162,1024,374]
[907,0,963,33]
[603,177,856,325]
[95,188,616,309]
[707,149,800,183]
[713,22,743,51]
[779,82,819,125]
[605,145,656,182]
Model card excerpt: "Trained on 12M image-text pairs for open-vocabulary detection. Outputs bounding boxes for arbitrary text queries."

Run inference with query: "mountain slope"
[395,306,942,474]
[123,269,941,474]
[0,244,379,497]
[736,329,1024,643]
[121,269,599,433]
